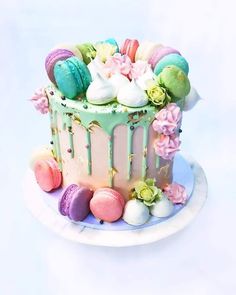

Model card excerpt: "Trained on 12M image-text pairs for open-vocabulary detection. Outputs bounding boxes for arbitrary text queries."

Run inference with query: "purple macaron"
[58,184,93,221]
[45,49,74,85]
[148,46,181,69]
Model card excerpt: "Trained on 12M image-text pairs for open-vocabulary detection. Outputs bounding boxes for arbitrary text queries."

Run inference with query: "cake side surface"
[47,85,174,199]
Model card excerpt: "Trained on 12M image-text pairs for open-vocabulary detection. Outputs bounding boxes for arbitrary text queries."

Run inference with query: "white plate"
[23,154,207,247]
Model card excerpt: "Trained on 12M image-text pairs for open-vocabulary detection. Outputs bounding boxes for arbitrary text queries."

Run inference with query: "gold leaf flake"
[143,147,147,157]
[129,153,135,162]
[88,120,101,132]
[128,110,146,123]
[73,115,81,125]
[51,127,58,135]
[109,167,118,178]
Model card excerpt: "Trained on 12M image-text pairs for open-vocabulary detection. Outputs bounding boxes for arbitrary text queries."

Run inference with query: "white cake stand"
[23,155,207,247]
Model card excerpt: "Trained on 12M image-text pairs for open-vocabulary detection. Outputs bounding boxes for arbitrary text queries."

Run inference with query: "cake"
[30,38,201,226]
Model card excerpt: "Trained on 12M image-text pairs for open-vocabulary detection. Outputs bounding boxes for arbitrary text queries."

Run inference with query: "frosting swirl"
[30,88,49,114]
[152,103,182,135]
[164,183,187,204]
[153,133,180,160]
[117,80,148,107]
[86,74,116,105]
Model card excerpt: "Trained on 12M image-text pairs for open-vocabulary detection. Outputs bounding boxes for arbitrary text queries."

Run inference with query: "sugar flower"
[152,103,182,135]
[164,182,188,204]
[130,178,163,206]
[104,53,132,77]
[30,88,49,114]
[129,60,151,80]
[146,80,171,107]
[154,133,181,160]
[95,43,117,63]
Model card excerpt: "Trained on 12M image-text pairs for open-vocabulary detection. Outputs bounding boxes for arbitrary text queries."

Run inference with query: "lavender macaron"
[58,184,93,221]
[45,49,75,85]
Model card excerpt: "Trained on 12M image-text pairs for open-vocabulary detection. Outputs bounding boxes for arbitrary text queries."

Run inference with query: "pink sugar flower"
[30,88,49,114]
[104,53,132,77]
[152,103,182,135]
[154,133,181,160]
[129,60,151,80]
[164,182,188,204]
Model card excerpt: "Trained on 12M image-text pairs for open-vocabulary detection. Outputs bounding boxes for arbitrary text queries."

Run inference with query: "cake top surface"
[31,38,200,118]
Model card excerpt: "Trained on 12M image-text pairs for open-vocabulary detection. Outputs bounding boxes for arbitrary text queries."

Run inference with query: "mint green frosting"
[46,85,184,186]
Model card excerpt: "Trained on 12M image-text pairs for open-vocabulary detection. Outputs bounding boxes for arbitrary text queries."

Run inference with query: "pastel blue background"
[0,0,235,294]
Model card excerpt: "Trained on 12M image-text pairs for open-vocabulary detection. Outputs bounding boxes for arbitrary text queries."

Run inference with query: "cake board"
[23,154,208,247]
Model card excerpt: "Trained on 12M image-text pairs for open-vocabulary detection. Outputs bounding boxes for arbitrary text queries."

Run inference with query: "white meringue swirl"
[117,80,148,107]
[108,73,130,97]
[86,74,116,105]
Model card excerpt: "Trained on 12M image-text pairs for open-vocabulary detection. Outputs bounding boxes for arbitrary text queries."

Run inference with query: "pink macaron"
[34,158,62,192]
[90,188,125,222]
[45,48,75,85]
[148,46,181,69]
[120,39,139,62]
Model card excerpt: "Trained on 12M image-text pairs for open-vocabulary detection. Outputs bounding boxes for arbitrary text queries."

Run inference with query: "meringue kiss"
[109,73,130,97]
[117,80,148,107]
[86,74,116,105]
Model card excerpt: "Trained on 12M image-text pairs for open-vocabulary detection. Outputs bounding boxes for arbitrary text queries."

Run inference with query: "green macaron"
[157,65,190,99]
[54,56,92,99]
[154,53,189,76]
[76,43,96,64]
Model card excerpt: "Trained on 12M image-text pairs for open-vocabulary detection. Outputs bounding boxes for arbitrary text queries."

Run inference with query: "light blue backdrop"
[0,0,235,294]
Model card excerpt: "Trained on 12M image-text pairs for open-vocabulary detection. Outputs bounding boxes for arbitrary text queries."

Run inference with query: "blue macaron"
[154,53,189,76]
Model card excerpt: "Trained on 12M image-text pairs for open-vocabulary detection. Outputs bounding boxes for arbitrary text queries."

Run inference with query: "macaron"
[150,195,174,218]
[45,49,74,84]
[76,43,96,64]
[135,41,162,62]
[104,38,119,52]
[29,145,53,170]
[34,158,62,192]
[53,44,83,60]
[154,53,189,76]
[90,188,125,222]
[54,56,92,99]
[157,65,190,99]
[59,184,93,221]
[120,39,139,62]
[123,199,150,226]
[148,46,181,69]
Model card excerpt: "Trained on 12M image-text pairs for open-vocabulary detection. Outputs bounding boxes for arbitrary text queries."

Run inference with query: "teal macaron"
[154,53,189,76]
[105,38,119,52]
[54,56,92,99]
